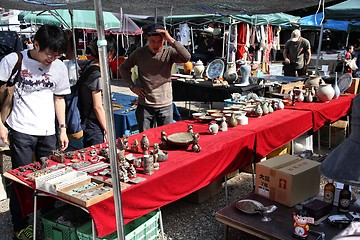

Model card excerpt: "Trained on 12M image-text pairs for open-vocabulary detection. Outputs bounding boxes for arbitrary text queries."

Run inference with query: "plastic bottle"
[338,184,351,213]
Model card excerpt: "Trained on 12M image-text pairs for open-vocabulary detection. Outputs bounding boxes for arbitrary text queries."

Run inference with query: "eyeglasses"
[43,50,62,59]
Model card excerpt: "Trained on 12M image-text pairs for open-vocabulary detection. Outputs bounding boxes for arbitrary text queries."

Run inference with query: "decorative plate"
[206,59,225,79]
[338,73,352,93]
[166,132,194,149]
[235,199,265,214]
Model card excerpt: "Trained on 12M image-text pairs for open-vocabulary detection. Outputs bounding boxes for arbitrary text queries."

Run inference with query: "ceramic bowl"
[230,105,243,110]
[211,112,224,118]
[207,109,221,115]
[233,110,245,116]
[222,110,233,114]
[192,112,205,119]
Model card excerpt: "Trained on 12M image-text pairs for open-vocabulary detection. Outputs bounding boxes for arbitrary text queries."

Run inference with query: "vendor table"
[112,92,181,137]
[285,94,355,131]
[172,79,263,102]
[240,109,313,160]
[215,192,347,240]
[309,57,339,74]
[5,120,256,237]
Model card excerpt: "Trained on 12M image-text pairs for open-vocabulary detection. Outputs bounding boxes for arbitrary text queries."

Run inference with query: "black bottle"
[338,184,351,213]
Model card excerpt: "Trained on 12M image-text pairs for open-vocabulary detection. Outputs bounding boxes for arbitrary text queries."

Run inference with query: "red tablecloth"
[6,109,316,237]
[285,94,355,131]
[240,109,313,160]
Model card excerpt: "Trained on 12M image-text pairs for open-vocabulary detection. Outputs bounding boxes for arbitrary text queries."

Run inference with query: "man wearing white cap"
[283,29,311,77]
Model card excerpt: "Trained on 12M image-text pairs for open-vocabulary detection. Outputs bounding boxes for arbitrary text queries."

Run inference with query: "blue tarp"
[300,12,360,32]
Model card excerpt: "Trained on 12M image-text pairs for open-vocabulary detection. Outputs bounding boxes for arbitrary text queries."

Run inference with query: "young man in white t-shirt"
[0,25,70,240]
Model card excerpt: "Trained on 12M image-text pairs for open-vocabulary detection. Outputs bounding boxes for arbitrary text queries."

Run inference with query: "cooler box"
[255,154,320,207]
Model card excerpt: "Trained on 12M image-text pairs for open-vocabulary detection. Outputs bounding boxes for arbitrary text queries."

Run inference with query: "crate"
[41,204,91,240]
[76,211,160,240]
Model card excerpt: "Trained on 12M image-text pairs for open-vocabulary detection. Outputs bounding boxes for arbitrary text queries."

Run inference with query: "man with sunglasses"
[0,25,70,240]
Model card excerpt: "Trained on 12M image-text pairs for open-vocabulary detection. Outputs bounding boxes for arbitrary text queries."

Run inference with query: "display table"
[309,57,339,74]
[240,109,313,160]
[216,192,346,240]
[172,79,263,102]
[112,92,181,137]
[285,94,355,131]
[5,120,256,237]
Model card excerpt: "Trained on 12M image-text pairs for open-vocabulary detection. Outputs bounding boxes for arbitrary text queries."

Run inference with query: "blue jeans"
[8,128,57,232]
[136,104,173,132]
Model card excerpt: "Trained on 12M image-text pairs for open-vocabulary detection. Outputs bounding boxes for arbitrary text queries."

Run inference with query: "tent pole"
[94,1,125,240]
[190,26,195,54]
[69,9,79,81]
[315,23,324,75]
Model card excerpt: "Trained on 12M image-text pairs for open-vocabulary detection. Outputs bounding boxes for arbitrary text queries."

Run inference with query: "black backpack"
[0,31,23,61]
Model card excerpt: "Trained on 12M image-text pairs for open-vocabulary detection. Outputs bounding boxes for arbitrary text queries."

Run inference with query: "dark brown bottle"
[323,180,335,205]
[338,184,351,213]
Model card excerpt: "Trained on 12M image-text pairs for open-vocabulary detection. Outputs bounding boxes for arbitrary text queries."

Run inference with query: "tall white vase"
[240,65,251,86]
[333,72,340,99]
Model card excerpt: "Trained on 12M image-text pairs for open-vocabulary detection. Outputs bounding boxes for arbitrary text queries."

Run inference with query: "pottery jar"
[193,60,205,78]
[305,75,321,88]
[236,112,248,125]
[208,122,219,135]
[317,84,335,102]
[224,62,238,83]
[228,112,238,127]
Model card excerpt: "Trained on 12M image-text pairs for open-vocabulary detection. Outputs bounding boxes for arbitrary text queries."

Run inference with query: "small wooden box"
[57,178,113,207]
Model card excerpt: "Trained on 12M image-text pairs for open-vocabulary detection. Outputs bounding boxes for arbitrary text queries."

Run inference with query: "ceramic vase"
[240,65,251,86]
[224,62,238,83]
[193,60,205,78]
[228,113,238,127]
[317,84,335,102]
[140,134,150,155]
[305,75,321,88]
[208,122,219,135]
[333,73,340,99]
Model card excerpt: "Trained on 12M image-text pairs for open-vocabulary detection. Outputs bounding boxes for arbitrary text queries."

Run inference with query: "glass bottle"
[338,184,351,213]
[323,180,335,205]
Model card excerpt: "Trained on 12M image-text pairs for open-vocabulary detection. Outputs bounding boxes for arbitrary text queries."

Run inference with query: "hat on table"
[291,29,301,42]
[320,94,360,186]
[146,23,165,35]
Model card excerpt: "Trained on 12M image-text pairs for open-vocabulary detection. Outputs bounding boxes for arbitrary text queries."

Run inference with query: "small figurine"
[188,124,194,133]
[159,130,168,149]
[140,134,150,155]
[123,134,129,149]
[191,133,201,153]
[131,139,140,152]
[153,143,160,163]
[220,117,228,132]
[129,164,137,178]
[293,211,314,239]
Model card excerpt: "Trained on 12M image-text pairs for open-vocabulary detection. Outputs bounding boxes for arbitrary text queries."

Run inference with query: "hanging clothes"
[237,22,247,61]
[179,23,191,46]
[265,25,273,64]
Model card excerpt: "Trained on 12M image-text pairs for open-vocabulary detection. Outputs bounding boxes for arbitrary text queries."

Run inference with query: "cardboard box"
[315,120,348,147]
[255,154,320,207]
[185,178,222,204]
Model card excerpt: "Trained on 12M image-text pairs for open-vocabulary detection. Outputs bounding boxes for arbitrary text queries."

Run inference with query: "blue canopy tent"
[300,12,360,32]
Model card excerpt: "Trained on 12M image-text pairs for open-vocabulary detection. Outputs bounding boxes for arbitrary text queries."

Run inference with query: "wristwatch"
[59,124,67,129]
